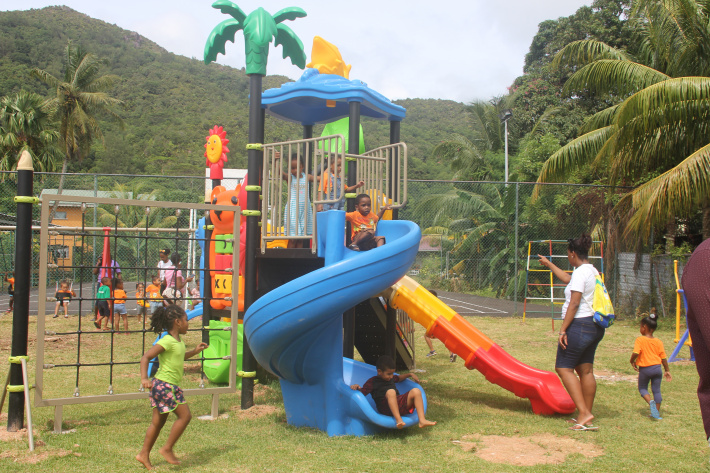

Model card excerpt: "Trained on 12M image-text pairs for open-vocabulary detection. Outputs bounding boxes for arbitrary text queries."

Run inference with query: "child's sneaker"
[450,354,457,362]
[426,350,437,357]
[650,400,662,419]
[53,315,58,318]
[347,243,360,251]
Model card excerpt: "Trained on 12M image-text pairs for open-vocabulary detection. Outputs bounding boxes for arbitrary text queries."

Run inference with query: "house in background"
[39,189,136,270]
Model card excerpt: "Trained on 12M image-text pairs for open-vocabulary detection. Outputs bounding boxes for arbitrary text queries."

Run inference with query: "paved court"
[435,290,556,318]
[0,282,145,317]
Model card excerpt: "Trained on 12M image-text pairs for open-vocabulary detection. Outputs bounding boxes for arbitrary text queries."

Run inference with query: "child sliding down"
[345,194,391,251]
[350,355,436,429]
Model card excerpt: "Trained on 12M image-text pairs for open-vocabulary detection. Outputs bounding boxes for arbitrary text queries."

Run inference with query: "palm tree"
[431,98,510,181]
[414,185,526,297]
[0,90,62,173]
[32,42,122,219]
[204,1,307,75]
[535,0,710,241]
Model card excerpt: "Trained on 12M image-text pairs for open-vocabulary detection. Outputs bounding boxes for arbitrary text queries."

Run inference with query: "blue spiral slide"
[244,210,426,436]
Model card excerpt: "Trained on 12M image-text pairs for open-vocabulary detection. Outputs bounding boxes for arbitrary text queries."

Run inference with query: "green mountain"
[0,6,473,180]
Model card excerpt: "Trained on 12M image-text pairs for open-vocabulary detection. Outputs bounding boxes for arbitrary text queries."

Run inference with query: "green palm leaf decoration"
[204,1,306,76]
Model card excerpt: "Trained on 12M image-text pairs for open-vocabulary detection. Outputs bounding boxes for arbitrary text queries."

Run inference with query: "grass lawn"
[0,312,706,472]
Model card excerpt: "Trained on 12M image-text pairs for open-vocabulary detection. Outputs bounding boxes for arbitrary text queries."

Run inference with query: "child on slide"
[350,355,436,429]
[345,194,391,251]
[630,312,672,419]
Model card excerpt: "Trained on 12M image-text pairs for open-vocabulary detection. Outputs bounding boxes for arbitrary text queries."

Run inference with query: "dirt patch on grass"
[0,444,78,464]
[0,426,29,443]
[230,404,279,419]
[594,369,636,383]
[456,433,603,466]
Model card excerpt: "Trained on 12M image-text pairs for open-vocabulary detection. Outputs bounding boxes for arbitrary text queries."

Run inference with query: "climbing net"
[34,194,239,406]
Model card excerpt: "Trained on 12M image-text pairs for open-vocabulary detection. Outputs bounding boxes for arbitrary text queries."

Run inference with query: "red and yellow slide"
[384,276,575,415]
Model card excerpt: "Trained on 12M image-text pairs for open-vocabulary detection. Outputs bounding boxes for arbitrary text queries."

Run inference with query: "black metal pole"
[241,74,263,409]
[7,151,33,431]
[343,101,361,359]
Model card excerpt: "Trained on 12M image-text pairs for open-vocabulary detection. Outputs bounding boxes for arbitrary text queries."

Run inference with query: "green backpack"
[592,275,615,328]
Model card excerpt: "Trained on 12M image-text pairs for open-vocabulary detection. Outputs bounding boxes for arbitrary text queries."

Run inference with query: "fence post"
[92,175,98,297]
[7,151,34,431]
[513,183,519,316]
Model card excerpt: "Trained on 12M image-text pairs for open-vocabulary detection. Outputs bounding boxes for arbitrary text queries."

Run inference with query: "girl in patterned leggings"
[630,313,672,419]
[136,305,207,470]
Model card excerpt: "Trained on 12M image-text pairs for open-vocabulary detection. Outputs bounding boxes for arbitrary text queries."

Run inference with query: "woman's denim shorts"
[555,316,605,369]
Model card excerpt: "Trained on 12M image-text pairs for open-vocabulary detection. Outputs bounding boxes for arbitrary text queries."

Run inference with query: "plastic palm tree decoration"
[204,1,307,75]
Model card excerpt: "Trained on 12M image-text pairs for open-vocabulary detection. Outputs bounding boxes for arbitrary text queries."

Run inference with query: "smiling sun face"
[205,126,230,173]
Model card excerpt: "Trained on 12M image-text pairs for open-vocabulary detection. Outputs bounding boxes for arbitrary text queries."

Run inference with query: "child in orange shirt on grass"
[345,194,391,251]
[113,278,129,332]
[630,313,672,420]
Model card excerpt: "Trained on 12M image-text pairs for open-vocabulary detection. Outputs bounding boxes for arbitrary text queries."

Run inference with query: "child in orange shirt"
[316,157,364,212]
[345,194,391,251]
[630,313,672,419]
[53,280,76,318]
[146,275,163,316]
[5,272,14,313]
[113,278,129,332]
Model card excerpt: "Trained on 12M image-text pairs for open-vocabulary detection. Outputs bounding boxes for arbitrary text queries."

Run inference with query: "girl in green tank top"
[136,305,207,470]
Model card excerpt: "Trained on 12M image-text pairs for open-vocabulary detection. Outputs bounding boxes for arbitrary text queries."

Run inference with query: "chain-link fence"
[399,180,687,319]
[0,172,689,319]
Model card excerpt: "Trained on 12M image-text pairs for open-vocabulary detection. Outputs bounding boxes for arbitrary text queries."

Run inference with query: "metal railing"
[261,136,409,253]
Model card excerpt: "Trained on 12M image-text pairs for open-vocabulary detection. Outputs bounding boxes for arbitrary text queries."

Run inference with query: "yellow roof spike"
[306,36,352,79]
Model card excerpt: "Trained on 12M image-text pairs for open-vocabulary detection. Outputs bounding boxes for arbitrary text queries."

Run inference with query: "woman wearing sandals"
[538,234,604,431]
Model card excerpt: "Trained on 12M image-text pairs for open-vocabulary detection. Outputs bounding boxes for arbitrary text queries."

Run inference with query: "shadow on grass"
[426,380,537,416]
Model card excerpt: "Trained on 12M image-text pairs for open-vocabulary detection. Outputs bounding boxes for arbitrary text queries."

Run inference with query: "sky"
[2,1,593,103]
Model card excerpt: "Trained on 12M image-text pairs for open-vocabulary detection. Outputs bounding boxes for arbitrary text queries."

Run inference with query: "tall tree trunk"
[48,156,68,224]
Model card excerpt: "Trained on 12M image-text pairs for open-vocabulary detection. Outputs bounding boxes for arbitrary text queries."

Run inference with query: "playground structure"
[523,239,605,329]
[669,259,695,362]
[218,32,576,433]
[4,3,581,438]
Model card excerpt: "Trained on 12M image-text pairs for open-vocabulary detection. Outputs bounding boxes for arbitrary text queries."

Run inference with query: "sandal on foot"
[569,424,598,431]
[93,321,101,329]
[426,350,437,357]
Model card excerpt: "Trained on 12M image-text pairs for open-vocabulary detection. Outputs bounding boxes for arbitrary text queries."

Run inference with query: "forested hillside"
[0,6,473,179]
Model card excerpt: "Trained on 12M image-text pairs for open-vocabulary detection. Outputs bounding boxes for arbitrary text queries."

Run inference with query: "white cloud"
[2,0,593,102]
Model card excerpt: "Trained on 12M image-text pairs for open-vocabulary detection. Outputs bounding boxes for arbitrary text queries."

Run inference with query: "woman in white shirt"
[538,234,604,431]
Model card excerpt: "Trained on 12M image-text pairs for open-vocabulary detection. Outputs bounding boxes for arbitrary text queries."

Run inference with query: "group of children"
[279,152,391,251]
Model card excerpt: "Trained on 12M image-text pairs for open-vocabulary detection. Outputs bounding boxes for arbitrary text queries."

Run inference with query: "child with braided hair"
[136,305,208,470]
